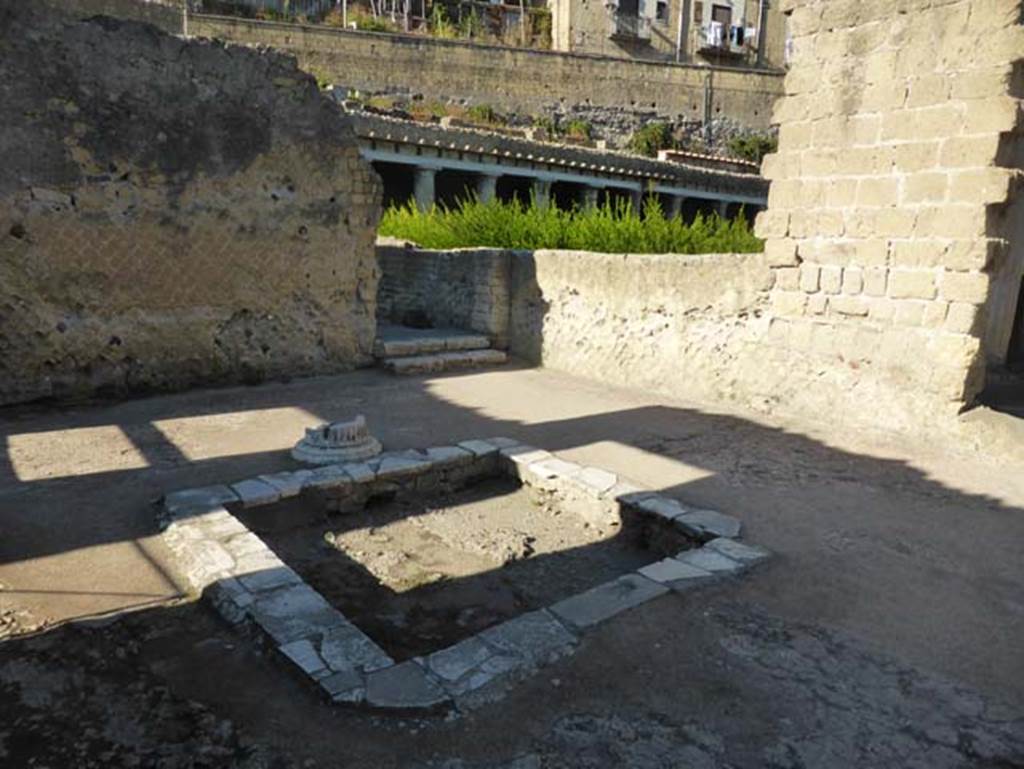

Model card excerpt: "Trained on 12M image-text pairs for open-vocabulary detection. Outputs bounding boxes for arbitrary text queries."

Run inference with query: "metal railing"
[608,12,651,41]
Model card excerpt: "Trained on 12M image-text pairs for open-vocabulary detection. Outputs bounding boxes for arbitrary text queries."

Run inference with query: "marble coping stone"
[159,437,770,713]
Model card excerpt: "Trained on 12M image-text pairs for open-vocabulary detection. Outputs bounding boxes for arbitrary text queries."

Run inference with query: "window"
[656,0,669,23]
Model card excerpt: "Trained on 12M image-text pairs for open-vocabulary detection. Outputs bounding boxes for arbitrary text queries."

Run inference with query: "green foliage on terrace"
[378,197,763,254]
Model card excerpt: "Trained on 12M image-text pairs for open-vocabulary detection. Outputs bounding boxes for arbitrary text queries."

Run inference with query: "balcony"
[609,12,652,41]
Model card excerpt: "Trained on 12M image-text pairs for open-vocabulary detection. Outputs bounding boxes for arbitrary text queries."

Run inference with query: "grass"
[378,197,763,254]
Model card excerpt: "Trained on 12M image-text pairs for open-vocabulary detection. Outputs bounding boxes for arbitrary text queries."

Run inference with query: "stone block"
[231,478,281,507]
[425,445,474,467]
[251,584,347,645]
[319,668,365,703]
[279,638,327,676]
[674,509,742,540]
[425,637,494,682]
[258,471,312,498]
[888,270,937,300]
[939,271,989,304]
[458,439,499,458]
[549,574,668,630]
[478,608,578,666]
[304,464,353,491]
[319,623,394,673]
[164,485,239,518]
[238,565,303,593]
[705,537,772,565]
[527,457,582,481]
[374,454,432,480]
[486,437,521,449]
[629,495,687,523]
[343,462,376,484]
[365,661,449,710]
[637,557,715,587]
[675,548,743,574]
[572,466,618,496]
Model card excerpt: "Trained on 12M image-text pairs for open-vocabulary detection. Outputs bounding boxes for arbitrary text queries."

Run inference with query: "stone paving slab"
[231,478,281,507]
[637,557,715,586]
[675,548,743,574]
[425,445,475,467]
[674,509,742,540]
[164,485,239,517]
[303,464,353,491]
[478,608,579,666]
[572,466,618,495]
[527,457,583,480]
[366,661,449,710]
[258,470,312,498]
[457,439,499,457]
[550,574,669,631]
[706,537,771,564]
[631,495,688,522]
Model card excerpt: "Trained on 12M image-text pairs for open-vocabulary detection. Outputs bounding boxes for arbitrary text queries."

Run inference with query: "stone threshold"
[159,438,770,713]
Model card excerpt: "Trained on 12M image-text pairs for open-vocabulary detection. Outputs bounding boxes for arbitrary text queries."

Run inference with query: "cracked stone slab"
[258,470,312,498]
[250,584,347,645]
[303,464,353,491]
[231,478,281,507]
[424,637,494,683]
[279,638,327,677]
[206,577,255,624]
[319,668,365,703]
[445,651,522,697]
[674,509,742,540]
[549,574,668,630]
[479,609,578,666]
[163,485,239,518]
[706,537,771,565]
[365,661,449,710]
[319,623,394,673]
[458,439,499,457]
[637,557,715,587]
[675,548,743,574]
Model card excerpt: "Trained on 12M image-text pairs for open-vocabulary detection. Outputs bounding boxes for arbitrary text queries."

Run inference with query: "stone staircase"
[374,325,508,375]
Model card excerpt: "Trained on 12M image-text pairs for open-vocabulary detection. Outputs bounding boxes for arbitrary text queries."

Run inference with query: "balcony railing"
[609,12,651,41]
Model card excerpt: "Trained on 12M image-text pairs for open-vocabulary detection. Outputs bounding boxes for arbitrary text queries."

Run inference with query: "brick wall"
[0,5,380,405]
[753,0,1023,429]
[188,14,783,136]
[376,242,512,347]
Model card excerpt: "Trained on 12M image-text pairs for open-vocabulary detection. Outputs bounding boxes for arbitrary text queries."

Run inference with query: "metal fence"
[192,0,339,19]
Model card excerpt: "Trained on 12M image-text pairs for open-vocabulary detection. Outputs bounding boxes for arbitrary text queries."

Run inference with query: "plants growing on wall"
[727,133,777,164]
[378,197,763,254]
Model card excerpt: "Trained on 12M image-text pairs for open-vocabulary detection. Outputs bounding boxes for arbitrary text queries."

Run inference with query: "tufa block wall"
[753,0,1023,430]
[0,4,381,405]
[376,242,511,347]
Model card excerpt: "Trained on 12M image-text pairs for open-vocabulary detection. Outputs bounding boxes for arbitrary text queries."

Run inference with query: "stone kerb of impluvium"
[159,437,771,713]
[291,414,383,465]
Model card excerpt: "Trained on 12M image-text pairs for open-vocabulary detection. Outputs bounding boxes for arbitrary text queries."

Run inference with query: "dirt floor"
[1,365,1023,767]
[237,477,654,660]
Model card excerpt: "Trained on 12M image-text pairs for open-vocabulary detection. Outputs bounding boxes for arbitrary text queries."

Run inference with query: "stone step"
[381,349,508,375]
[373,327,492,358]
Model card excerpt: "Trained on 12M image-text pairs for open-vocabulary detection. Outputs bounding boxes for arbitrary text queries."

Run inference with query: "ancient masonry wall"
[188,14,784,141]
[753,0,1023,430]
[43,0,185,33]
[376,243,511,347]
[0,5,381,405]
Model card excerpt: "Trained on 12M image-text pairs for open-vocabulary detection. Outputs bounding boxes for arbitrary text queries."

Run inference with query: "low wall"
[376,242,512,347]
[189,14,784,142]
[0,5,380,405]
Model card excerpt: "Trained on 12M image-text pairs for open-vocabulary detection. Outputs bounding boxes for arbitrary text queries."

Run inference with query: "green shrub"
[565,119,592,140]
[628,122,677,157]
[378,197,762,254]
[465,103,498,124]
[727,133,778,164]
[429,4,457,38]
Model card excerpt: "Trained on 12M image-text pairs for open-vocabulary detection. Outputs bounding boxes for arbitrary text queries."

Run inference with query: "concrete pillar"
[668,195,685,220]
[579,185,600,210]
[533,179,552,210]
[675,0,692,63]
[476,173,499,204]
[413,167,436,212]
[629,187,644,214]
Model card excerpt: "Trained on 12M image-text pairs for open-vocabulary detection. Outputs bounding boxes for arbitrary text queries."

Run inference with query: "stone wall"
[188,14,784,142]
[753,0,1023,430]
[376,242,512,347]
[0,4,381,405]
[508,250,774,405]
